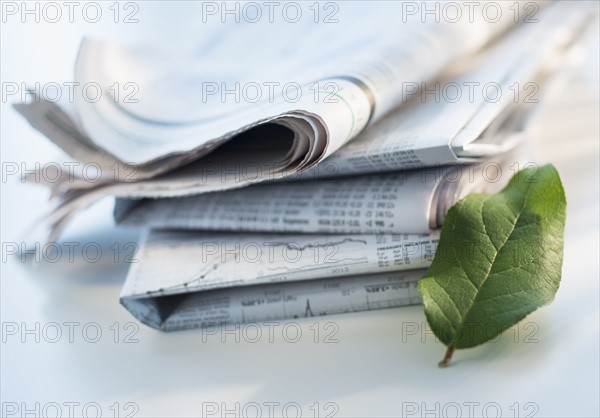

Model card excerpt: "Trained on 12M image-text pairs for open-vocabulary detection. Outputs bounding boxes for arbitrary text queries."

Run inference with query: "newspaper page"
[121,269,425,331]
[113,163,496,234]
[14,1,519,190]
[120,230,438,298]
[21,1,586,197]
[15,2,514,169]
[120,229,434,330]
[299,3,594,177]
[15,1,587,189]
[17,2,593,244]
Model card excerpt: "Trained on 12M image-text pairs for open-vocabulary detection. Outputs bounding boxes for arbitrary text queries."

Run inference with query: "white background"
[1,2,599,417]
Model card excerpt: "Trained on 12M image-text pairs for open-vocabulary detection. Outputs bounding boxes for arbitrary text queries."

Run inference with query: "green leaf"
[418,164,566,366]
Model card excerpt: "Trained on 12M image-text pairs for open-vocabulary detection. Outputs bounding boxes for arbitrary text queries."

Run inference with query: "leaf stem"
[438,345,455,368]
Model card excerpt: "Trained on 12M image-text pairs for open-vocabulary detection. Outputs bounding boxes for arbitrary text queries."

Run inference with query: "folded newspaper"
[120,230,433,330]
[16,2,593,242]
[117,153,522,330]
[114,163,505,235]
[14,1,595,330]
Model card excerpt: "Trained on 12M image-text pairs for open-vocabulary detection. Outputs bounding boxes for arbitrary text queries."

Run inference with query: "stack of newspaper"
[16,2,594,330]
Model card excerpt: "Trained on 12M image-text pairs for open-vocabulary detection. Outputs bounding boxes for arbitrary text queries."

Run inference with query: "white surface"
[1,4,599,417]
